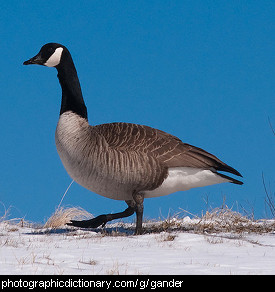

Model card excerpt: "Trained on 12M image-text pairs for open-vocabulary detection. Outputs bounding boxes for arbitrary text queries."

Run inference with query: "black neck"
[56,50,88,119]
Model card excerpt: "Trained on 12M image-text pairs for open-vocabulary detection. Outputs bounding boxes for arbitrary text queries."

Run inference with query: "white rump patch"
[45,47,63,67]
[144,167,230,198]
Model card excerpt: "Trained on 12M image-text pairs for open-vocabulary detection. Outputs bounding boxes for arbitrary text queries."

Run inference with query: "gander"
[150,280,184,289]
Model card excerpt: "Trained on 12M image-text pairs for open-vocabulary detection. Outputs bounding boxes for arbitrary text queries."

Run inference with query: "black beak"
[23,53,44,65]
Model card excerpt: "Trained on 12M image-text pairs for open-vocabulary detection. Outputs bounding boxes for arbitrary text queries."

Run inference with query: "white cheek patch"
[45,47,63,67]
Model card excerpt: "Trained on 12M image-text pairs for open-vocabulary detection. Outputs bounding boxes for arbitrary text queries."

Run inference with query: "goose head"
[23,43,65,68]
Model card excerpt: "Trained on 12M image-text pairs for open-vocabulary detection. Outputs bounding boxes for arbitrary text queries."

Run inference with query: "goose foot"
[67,206,135,229]
[67,214,108,228]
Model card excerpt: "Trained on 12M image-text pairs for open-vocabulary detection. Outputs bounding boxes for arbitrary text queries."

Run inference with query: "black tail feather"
[217,163,243,178]
[216,172,243,185]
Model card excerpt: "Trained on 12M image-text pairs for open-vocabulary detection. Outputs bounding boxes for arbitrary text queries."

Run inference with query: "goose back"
[93,121,240,175]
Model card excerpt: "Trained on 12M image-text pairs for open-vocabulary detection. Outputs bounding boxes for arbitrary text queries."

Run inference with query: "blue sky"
[1,1,274,223]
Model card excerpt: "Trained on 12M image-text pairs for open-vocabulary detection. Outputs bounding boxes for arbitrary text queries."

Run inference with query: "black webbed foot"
[67,214,108,228]
[67,206,135,230]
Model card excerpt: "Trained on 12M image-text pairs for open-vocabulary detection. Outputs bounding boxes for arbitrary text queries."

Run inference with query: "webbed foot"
[67,214,107,228]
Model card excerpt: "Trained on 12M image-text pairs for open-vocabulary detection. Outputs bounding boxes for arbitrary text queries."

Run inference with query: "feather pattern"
[93,122,241,175]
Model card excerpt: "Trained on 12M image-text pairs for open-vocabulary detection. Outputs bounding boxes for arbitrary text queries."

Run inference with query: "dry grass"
[140,205,275,234]
[0,203,10,223]
[44,207,93,228]
[0,203,29,228]
[194,207,267,233]
[3,201,274,235]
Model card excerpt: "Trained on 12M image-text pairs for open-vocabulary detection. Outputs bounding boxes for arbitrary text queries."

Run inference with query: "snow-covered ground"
[0,219,275,275]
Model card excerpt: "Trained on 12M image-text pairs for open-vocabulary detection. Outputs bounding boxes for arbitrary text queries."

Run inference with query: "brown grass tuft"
[195,206,275,234]
[139,205,275,234]
[44,207,93,228]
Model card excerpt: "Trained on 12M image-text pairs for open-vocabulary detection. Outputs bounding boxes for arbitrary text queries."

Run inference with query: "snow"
[0,221,275,275]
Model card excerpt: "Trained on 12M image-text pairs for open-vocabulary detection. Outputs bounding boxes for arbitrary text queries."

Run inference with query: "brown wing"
[93,122,242,177]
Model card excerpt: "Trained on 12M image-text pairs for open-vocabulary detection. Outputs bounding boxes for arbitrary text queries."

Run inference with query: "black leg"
[67,206,135,228]
[135,204,144,235]
[132,192,144,235]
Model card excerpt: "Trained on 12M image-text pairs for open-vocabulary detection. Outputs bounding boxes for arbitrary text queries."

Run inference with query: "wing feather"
[93,122,242,177]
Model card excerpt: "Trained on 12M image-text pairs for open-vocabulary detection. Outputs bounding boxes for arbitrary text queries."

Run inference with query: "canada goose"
[24,43,243,234]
